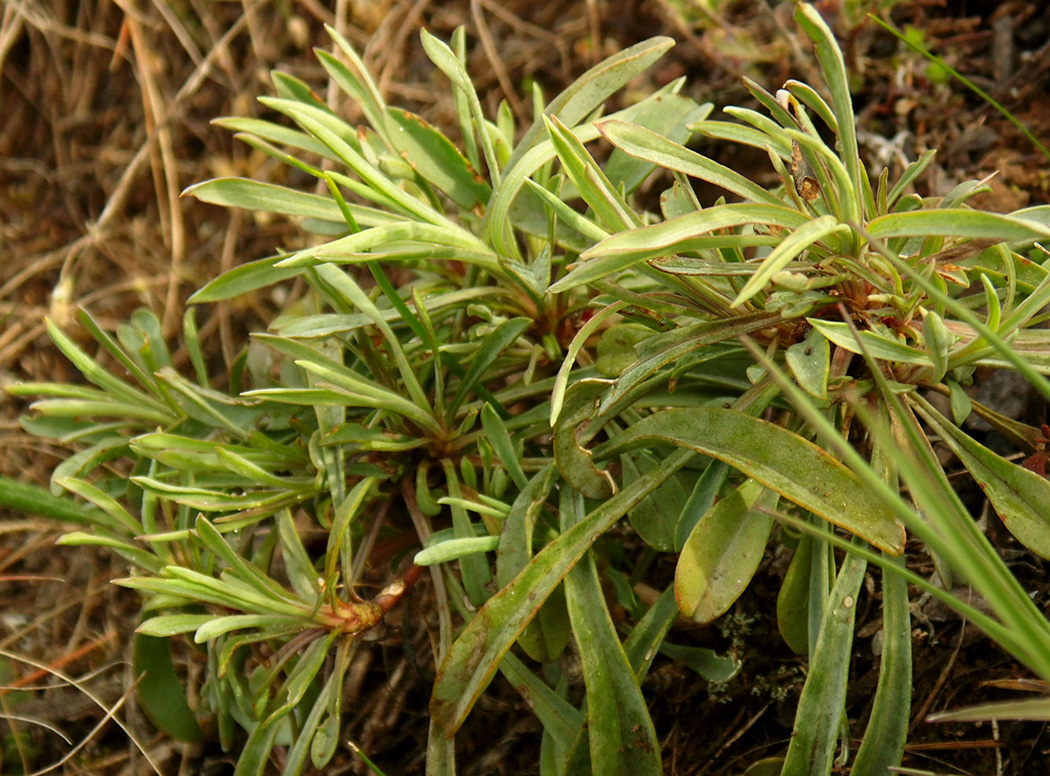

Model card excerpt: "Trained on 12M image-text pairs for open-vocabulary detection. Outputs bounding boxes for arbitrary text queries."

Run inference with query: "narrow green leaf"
[850,555,911,776]
[504,36,675,173]
[44,319,171,419]
[323,24,388,134]
[277,509,322,600]
[185,178,344,221]
[189,255,307,303]
[593,407,906,554]
[544,115,640,232]
[57,532,166,574]
[194,614,304,643]
[52,476,143,534]
[499,652,583,752]
[415,536,501,566]
[777,534,813,655]
[928,698,1050,723]
[794,4,863,212]
[808,319,934,366]
[866,209,1050,242]
[481,404,529,489]
[430,447,695,738]
[136,614,214,637]
[561,488,661,775]
[420,30,501,188]
[133,631,204,743]
[550,301,627,426]
[496,463,559,587]
[385,107,491,209]
[597,120,784,206]
[781,549,866,776]
[0,475,106,526]
[913,394,1050,559]
[259,96,445,226]
[524,177,611,243]
[732,216,849,308]
[234,706,282,776]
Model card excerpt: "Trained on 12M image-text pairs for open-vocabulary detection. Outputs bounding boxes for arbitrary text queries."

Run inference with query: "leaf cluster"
[9,6,1050,775]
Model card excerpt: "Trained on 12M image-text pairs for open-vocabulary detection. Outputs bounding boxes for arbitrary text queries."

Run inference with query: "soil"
[2,1,1050,774]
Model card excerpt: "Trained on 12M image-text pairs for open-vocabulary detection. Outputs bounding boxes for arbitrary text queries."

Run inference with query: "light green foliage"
[9,7,1050,774]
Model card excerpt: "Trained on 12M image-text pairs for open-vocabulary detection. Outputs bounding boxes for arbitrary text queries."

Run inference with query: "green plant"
[8,4,1050,775]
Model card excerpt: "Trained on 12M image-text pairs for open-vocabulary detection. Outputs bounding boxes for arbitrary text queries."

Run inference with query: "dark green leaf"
[133,631,204,743]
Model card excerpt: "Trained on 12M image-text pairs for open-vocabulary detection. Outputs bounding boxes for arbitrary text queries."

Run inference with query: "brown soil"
[2,1,1050,774]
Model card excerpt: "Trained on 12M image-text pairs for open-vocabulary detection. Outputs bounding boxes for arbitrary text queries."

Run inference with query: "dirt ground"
[2,1,1050,774]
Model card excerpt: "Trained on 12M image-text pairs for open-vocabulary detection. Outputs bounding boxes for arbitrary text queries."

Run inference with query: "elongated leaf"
[781,549,866,776]
[866,209,1050,242]
[44,319,172,419]
[499,652,584,752]
[580,202,809,262]
[850,555,911,776]
[480,403,529,489]
[913,395,1050,559]
[136,614,214,637]
[544,115,640,233]
[186,179,344,221]
[675,480,776,623]
[777,534,813,655]
[420,30,502,188]
[732,216,849,308]
[794,4,862,214]
[561,488,661,775]
[385,107,491,209]
[57,531,166,575]
[592,407,905,553]
[484,81,682,256]
[808,319,934,366]
[497,464,559,587]
[260,96,445,226]
[279,221,494,269]
[430,447,695,738]
[928,698,1050,723]
[189,255,307,303]
[0,475,107,526]
[415,536,501,565]
[503,37,675,173]
[133,632,204,743]
[550,215,797,293]
[597,120,784,206]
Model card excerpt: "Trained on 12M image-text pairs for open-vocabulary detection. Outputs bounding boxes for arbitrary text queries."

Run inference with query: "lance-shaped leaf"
[913,394,1050,559]
[781,549,867,776]
[549,203,804,293]
[429,447,695,738]
[866,209,1050,242]
[597,120,785,206]
[731,215,849,308]
[593,407,905,554]
[384,107,491,210]
[561,488,661,775]
[851,555,911,776]
[808,319,934,367]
